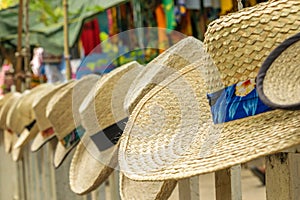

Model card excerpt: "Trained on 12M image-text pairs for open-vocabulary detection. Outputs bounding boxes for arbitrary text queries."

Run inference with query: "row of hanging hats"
[0,0,299,199]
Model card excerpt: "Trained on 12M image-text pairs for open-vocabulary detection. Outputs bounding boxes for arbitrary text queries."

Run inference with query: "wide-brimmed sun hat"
[31,81,74,152]
[0,92,15,153]
[124,36,206,114]
[119,0,300,181]
[69,61,143,195]
[0,92,22,153]
[5,92,27,161]
[0,92,21,130]
[13,84,53,149]
[257,31,300,110]
[119,38,211,198]
[46,75,100,168]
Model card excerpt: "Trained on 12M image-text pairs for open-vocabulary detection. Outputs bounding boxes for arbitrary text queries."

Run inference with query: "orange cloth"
[155,4,169,53]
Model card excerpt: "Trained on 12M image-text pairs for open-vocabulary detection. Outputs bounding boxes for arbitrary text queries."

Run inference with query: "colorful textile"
[60,126,85,149]
[41,127,55,138]
[162,0,176,32]
[97,11,109,35]
[80,18,101,55]
[220,0,233,15]
[207,79,273,124]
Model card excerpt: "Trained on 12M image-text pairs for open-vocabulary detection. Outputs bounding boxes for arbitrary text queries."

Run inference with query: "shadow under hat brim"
[119,62,300,181]
[257,31,300,110]
[31,131,56,152]
[69,134,117,195]
[13,123,39,149]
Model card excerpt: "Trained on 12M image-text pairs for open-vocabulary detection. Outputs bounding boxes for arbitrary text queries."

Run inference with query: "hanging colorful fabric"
[162,0,176,32]
[155,4,169,53]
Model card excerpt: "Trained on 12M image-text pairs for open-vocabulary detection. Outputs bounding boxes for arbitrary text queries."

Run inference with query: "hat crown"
[125,36,206,113]
[80,61,143,134]
[47,75,100,140]
[17,84,50,125]
[33,82,72,131]
[204,0,300,88]
[3,93,22,132]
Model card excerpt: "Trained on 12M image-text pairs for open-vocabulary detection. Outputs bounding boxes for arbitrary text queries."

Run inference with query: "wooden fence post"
[266,152,300,200]
[109,170,120,200]
[215,165,242,200]
[178,176,200,200]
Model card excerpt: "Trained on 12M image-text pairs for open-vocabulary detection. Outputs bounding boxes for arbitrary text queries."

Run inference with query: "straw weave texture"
[70,62,143,195]
[120,172,177,200]
[46,81,77,139]
[204,0,300,88]
[0,93,21,130]
[119,61,300,181]
[263,39,300,107]
[6,93,24,133]
[125,37,206,114]
[53,75,100,168]
[33,82,73,132]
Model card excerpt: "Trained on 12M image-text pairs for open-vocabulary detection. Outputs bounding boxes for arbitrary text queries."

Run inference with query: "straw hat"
[119,0,300,181]
[124,36,206,114]
[13,84,52,149]
[0,92,22,153]
[257,32,300,110]
[31,81,74,152]
[0,93,13,113]
[0,93,15,153]
[0,92,21,130]
[120,36,217,200]
[69,61,143,195]
[46,75,100,168]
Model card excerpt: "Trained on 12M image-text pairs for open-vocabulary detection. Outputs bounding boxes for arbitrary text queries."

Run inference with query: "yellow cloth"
[220,0,233,15]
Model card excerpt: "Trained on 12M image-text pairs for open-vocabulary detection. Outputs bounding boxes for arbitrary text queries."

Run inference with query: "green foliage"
[29,0,63,25]
[0,0,18,10]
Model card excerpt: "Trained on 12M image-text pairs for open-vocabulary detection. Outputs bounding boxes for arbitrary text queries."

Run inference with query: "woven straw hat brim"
[53,140,79,168]
[0,93,21,130]
[12,132,22,162]
[119,60,300,181]
[4,130,12,153]
[13,123,39,149]
[120,172,177,200]
[124,37,206,114]
[69,136,117,195]
[33,81,74,132]
[257,32,300,110]
[70,62,143,194]
[31,131,56,152]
